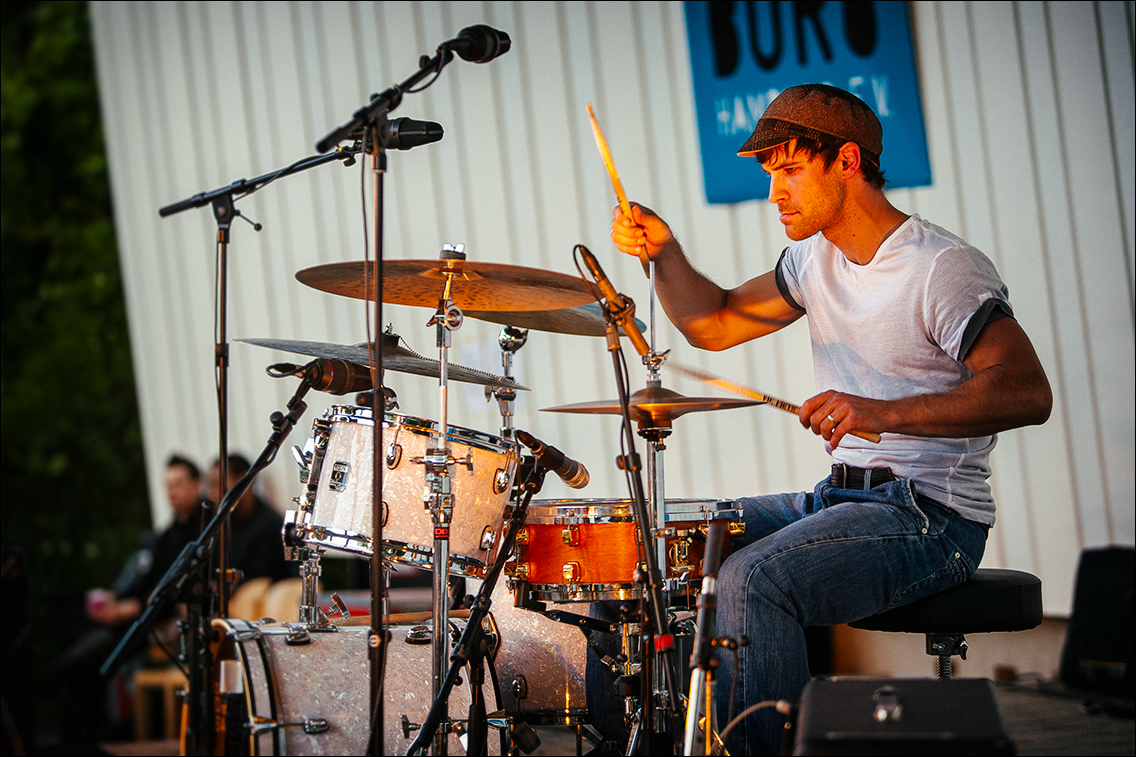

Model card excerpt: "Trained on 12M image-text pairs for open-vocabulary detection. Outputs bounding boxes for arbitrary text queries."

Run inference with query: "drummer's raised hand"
[611,203,673,260]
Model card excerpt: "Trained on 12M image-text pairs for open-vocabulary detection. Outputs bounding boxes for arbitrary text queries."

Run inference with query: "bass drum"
[211,618,503,755]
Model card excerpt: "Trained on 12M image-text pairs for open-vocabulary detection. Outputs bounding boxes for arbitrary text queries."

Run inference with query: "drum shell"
[211,617,501,755]
[509,498,739,603]
[485,580,589,724]
[303,406,518,577]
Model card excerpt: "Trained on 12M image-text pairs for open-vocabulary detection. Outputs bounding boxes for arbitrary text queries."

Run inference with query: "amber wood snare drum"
[506,498,742,603]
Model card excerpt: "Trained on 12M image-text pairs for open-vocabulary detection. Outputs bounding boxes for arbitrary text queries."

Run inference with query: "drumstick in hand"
[668,362,882,444]
[587,104,648,270]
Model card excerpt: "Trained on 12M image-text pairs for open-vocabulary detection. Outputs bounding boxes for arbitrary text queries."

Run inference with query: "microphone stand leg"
[625,711,642,757]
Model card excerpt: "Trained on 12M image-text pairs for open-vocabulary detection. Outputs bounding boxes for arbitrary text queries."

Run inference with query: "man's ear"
[839,142,861,178]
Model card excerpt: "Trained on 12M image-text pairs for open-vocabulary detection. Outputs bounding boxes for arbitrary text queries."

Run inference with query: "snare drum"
[211,617,503,755]
[296,406,518,577]
[506,498,741,603]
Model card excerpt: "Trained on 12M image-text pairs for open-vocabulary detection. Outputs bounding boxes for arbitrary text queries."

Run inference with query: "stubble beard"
[781,177,846,241]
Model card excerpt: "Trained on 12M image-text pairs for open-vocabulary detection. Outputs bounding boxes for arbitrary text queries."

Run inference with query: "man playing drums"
[609,83,1052,755]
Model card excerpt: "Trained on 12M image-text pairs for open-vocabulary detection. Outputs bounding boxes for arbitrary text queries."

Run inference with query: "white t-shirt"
[777,214,1011,525]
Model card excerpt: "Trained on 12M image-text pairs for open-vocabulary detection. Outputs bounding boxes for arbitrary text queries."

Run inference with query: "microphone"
[268,359,373,396]
[577,246,651,357]
[445,25,511,63]
[379,117,444,151]
[515,430,589,489]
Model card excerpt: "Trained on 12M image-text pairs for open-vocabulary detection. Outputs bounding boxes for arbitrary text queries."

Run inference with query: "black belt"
[830,463,896,490]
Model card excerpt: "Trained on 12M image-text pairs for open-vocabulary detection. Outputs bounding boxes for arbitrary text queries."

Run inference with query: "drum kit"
[113,23,770,757]
[206,248,761,756]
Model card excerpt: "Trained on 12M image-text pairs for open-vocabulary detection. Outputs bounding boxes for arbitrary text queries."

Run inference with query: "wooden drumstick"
[587,104,648,269]
[668,362,882,444]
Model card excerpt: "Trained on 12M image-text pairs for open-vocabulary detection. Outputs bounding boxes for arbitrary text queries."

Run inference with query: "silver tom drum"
[295,406,518,577]
[486,580,589,726]
[507,498,742,603]
[211,617,503,755]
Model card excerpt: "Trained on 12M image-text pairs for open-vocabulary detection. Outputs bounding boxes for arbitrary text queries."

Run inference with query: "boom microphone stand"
[159,143,363,620]
[316,25,512,756]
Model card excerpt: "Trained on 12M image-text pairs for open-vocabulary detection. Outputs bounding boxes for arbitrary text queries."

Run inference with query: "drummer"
[609,84,1052,755]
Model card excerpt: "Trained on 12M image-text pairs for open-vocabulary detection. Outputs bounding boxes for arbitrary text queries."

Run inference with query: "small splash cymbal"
[296,259,594,312]
[237,334,528,390]
[542,385,761,429]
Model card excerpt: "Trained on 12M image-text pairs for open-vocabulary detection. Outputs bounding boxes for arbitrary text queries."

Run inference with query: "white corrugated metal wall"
[90,1,1134,616]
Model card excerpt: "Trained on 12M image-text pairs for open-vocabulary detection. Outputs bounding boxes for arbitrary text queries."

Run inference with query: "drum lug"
[493,467,510,494]
[728,521,746,536]
[668,538,694,574]
[511,674,529,701]
[514,527,530,546]
[386,442,402,468]
[561,525,581,547]
[505,561,529,581]
[562,561,582,583]
[479,526,496,552]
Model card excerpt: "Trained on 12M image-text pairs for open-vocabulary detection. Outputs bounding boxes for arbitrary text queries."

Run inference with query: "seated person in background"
[208,453,293,585]
[87,453,205,628]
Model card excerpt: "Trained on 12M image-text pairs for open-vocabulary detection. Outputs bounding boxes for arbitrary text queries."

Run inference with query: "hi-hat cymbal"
[295,259,594,312]
[236,333,528,390]
[464,302,647,337]
[541,385,761,429]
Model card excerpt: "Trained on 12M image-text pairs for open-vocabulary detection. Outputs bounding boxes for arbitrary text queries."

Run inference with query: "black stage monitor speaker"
[1060,546,1135,698]
[794,677,1015,756]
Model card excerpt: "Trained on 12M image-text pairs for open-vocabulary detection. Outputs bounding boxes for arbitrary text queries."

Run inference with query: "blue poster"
[684,1,931,203]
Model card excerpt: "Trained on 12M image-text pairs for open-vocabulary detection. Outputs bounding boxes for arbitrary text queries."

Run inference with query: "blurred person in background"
[85,454,205,628]
[55,453,205,739]
[207,453,292,585]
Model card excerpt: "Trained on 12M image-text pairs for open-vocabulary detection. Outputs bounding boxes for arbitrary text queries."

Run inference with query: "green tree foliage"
[1,1,149,596]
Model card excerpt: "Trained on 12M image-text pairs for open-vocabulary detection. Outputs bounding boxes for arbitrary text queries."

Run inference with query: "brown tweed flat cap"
[737,83,883,165]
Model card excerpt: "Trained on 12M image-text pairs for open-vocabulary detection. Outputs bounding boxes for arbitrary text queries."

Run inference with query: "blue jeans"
[716,478,988,755]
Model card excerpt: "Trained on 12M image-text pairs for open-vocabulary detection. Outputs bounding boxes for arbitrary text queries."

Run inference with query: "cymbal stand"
[486,326,528,439]
[640,261,682,740]
[585,266,683,753]
[422,245,468,756]
[407,463,548,757]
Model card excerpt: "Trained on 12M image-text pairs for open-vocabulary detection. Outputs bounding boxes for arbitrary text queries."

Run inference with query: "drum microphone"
[515,430,589,489]
[577,245,651,357]
[443,24,512,63]
[378,117,444,151]
[268,359,373,396]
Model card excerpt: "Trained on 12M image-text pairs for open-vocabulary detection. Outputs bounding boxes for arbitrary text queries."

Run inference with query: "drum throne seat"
[848,568,1044,678]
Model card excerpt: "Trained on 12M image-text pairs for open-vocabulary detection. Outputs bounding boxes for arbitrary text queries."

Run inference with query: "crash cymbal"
[541,385,761,429]
[237,333,528,390]
[295,259,594,312]
[464,302,647,337]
